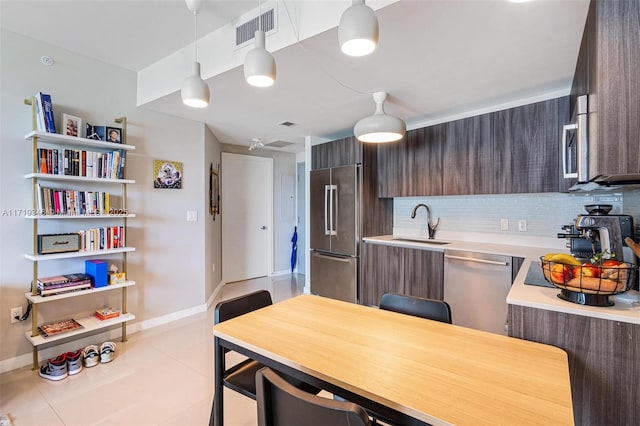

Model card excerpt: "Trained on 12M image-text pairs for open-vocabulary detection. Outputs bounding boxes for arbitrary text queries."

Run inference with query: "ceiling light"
[338,0,379,57]
[245,0,276,87]
[181,0,210,108]
[249,138,265,151]
[354,92,406,143]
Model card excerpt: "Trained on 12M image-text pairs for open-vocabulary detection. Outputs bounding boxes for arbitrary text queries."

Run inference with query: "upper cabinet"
[570,0,640,178]
[377,97,568,197]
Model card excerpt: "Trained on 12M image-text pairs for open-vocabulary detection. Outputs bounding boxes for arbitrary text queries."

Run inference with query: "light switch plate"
[518,219,527,232]
[500,218,509,231]
[187,210,198,222]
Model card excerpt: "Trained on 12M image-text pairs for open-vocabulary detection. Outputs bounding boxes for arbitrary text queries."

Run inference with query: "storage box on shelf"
[22,97,136,369]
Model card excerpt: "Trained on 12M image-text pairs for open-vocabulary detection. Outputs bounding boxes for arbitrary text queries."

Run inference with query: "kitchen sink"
[391,237,450,245]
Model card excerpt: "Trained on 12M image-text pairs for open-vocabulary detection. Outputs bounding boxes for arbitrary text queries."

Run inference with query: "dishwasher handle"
[444,254,509,266]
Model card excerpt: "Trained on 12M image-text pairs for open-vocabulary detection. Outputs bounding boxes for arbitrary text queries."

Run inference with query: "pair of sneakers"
[83,341,116,367]
[38,348,83,381]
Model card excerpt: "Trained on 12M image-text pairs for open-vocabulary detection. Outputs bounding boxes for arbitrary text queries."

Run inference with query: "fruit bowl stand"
[540,257,638,307]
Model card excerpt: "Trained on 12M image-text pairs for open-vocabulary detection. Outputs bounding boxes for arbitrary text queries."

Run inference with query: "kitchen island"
[363,235,640,425]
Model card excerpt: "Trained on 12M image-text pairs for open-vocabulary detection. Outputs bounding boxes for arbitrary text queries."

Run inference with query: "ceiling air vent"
[265,140,294,148]
[278,121,295,127]
[236,5,277,49]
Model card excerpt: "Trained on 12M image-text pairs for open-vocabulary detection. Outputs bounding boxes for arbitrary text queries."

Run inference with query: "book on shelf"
[38,318,83,337]
[35,147,126,179]
[95,307,121,321]
[37,273,93,296]
[34,92,56,134]
[38,282,91,296]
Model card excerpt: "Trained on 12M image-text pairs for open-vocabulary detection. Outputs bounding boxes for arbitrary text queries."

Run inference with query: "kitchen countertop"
[363,235,640,325]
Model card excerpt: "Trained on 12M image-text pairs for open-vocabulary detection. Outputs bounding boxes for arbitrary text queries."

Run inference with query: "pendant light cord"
[194,11,198,61]
[281,0,371,96]
[258,0,262,32]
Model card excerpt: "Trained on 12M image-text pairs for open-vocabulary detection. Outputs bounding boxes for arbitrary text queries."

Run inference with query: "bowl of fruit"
[540,252,638,306]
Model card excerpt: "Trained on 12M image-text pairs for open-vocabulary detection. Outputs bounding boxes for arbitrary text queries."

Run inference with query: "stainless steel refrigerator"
[310,164,361,303]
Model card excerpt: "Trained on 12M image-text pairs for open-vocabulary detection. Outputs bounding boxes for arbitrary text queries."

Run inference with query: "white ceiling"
[1,0,590,153]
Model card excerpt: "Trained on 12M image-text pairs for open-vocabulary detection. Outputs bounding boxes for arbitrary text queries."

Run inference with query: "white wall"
[0,30,219,370]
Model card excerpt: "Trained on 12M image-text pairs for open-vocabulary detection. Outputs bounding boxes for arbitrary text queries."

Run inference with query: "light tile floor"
[0,275,305,426]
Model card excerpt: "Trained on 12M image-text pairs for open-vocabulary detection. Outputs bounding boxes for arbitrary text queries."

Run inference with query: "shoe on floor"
[100,342,116,363]
[66,349,83,375]
[83,345,100,368]
[39,354,68,381]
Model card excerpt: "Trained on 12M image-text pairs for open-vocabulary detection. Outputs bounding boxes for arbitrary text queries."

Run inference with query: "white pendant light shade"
[181,61,210,108]
[354,92,406,143]
[338,0,379,57]
[245,30,276,87]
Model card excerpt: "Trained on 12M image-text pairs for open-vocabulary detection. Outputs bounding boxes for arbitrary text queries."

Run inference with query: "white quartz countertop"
[363,235,640,325]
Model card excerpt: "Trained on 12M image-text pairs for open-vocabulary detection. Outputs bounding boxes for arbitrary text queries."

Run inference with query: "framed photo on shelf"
[62,113,82,137]
[86,123,106,141]
[105,126,122,143]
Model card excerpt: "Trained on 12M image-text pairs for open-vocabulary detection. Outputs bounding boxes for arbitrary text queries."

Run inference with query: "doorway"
[221,153,273,283]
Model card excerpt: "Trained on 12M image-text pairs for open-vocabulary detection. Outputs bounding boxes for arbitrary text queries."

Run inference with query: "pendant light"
[354,92,406,143]
[181,0,210,108]
[244,0,276,87]
[338,0,379,57]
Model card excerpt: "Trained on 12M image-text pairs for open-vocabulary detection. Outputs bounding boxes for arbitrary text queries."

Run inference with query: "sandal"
[83,344,100,368]
[100,341,116,363]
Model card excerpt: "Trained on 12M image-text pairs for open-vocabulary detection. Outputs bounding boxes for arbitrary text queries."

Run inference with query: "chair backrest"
[215,290,273,324]
[256,367,371,426]
[379,293,452,324]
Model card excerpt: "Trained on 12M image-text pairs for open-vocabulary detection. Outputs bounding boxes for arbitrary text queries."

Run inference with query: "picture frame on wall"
[153,159,183,189]
[209,163,220,218]
[62,113,82,137]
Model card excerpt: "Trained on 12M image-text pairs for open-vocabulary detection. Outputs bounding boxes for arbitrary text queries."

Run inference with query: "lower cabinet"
[361,242,444,306]
[508,304,640,425]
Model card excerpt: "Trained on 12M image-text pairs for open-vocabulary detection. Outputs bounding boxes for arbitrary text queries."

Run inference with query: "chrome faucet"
[411,204,440,239]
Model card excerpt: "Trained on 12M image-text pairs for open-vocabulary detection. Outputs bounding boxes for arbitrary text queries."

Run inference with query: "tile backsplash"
[393,190,639,249]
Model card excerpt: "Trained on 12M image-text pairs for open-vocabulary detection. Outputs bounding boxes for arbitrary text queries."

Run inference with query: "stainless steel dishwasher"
[443,249,512,335]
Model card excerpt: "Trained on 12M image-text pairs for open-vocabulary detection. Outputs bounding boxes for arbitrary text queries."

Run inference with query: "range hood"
[569,174,640,192]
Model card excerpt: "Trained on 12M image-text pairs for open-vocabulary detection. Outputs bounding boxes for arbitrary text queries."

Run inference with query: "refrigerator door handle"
[324,185,330,235]
[329,184,337,236]
[313,251,351,263]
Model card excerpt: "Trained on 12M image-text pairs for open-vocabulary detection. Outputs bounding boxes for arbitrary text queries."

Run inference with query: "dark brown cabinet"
[443,115,492,195]
[570,0,640,178]
[360,242,444,306]
[403,248,444,300]
[509,304,639,425]
[492,98,569,194]
[377,98,568,197]
[377,125,445,198]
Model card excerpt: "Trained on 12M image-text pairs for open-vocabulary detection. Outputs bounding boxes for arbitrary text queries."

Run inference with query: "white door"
[221,153,273,283]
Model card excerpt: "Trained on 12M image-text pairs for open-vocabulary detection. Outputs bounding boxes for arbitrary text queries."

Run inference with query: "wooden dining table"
[212,294,574,425]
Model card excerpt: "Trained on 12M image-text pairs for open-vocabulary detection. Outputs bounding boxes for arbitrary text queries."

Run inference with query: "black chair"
[256,367,371,426]
[209,290,319,425]
[379,293,452,324]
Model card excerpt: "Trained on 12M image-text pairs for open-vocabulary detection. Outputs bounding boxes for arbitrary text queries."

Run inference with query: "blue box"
[85,260,108,287]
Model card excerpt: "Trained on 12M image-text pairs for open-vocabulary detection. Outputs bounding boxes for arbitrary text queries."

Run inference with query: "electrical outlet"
[518,220,528,232]
[500,218,509,231]
[11,306,22,324]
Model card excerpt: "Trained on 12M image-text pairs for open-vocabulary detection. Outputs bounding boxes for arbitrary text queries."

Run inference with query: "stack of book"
[95,307,121,321]
[37,273,92,297]
[37,147,126,179]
